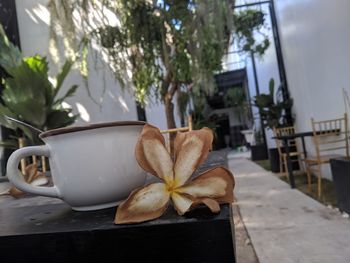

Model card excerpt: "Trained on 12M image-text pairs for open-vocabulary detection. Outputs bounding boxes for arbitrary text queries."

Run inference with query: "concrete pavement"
[229,157,350,263]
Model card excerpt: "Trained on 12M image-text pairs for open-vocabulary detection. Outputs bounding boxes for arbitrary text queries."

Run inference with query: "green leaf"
[24,56,54,106]
[233,10,270,56]
[54,85,78,106]
[0,104,35,142]
[0,24,22,70]
[6,98,47,128]
[254,94,273,108]
[225,87,246,107]
[24,56,49,76]
[46,109,78,130]
[253,78,293,129]
[0,44,78,143]
[54,59,74,97]
[2,56,52,128]
[79,43,89,78]
[0,104,18,130]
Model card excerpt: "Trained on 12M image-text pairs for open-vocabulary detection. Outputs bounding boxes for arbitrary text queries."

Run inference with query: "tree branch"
[168,82,178,98]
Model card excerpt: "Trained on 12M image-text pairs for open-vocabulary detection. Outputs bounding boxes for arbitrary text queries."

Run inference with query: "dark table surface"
[272,129,341,140]
[0,200,231,237]
[0,150,235,263]
[0,201,235,262]
[271,131,314,140]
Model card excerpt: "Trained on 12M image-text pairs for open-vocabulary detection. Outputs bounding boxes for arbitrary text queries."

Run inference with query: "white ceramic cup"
[6,121,147,211]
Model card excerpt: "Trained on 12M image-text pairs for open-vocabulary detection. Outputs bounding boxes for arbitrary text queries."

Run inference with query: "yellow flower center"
[166,177,182,193]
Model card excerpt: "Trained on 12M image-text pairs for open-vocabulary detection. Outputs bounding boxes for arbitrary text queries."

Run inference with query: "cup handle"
[6,145,61,198]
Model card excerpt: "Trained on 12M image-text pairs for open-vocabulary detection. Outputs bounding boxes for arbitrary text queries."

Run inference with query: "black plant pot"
[269,148,280,173]
[251,144,268,161]
[330,158,350,214]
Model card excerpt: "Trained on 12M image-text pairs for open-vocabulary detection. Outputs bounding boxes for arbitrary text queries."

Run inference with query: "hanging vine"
[233,9,270,56]
[48,1,234,129]
[47,1,270,146]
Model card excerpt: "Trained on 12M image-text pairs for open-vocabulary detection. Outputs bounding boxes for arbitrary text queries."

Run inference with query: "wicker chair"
[160,115,193,153]
[273,126,305,182]
[305,113,349,198]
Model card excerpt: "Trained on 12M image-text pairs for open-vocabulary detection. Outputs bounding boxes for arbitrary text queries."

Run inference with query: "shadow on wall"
[17,2,138,125]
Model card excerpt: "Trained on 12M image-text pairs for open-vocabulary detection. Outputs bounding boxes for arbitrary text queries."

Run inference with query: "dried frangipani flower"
[0,164,48,198]
[115,124,235,224]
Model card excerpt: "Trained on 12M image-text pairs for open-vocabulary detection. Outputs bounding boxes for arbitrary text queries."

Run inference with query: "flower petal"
[8,187,25,198]
[115,183,170,224]
[7,164,44,198]
[171,192,193,215]
[177,167,234,203]
[173,128,214,187]
[24,164,38,182]
[135,124,174,184]
[135,124,165,175]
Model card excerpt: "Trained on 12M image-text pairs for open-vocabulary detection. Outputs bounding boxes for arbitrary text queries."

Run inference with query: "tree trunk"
[165,96,176,129]
[165,94,176,154]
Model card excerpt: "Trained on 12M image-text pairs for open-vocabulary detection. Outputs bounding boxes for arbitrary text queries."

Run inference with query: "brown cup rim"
[39,121,146,139]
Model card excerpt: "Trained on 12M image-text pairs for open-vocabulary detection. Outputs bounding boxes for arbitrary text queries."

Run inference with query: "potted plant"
[0,23,22,172]
[253,78,293,171]
[250,128,268,161]
[0,24,79,174]
[0,24,78,148]
[0,56,79,146]
[224,87,251,125]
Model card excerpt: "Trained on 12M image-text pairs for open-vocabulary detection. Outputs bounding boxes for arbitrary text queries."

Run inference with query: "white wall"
[275,0,350,130]
[15,0,138,125]
[274,0,350,178]
[145,98,181,130]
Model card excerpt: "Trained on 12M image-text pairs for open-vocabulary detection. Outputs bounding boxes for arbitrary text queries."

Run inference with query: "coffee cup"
[6,121,147,211]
